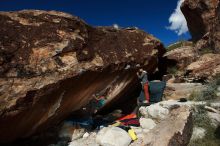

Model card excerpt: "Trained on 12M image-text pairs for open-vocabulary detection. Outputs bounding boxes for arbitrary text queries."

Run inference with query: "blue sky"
[0,0,191,46]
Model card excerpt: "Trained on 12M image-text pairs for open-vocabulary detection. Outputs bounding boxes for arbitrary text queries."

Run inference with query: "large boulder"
[96,127,132,146]
[131,106,193,146]
[163,42,200,83]
[186,53,220,80]
[0,10,165,142]
[139,118,156,130]
[181,0,220,52]
[164,45,198,70]
[164,83,204,100]
[139,103,169,121]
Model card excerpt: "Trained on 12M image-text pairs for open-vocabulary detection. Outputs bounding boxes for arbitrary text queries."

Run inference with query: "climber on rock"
[137,68,150,104]
[82,93,106,115]
[91,93,107,113]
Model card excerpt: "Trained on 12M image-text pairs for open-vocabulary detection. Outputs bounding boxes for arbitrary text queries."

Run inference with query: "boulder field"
[65,102,193,146]
[0,10,165,142]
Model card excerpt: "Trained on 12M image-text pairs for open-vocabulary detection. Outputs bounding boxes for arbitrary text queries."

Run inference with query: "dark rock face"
[181,0,220,52]
[0,10,165,142]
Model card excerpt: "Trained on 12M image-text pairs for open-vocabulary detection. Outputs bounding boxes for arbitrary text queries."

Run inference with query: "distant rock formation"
[0,10,165,142]
[164,45,198,70]
[181,0,220,52]
[165,45,220,82]
[164,0,220,82]
[186,53,220,80]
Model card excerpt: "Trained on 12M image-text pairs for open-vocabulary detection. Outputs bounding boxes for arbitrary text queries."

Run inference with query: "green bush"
[167,42,183,51]
[199,48,214,55]
[189,76,220,101]
[166,41,194,51]
[188,90,203,101]
[167,66,178,75]
[189,105,220,146]
[213,74,220,85]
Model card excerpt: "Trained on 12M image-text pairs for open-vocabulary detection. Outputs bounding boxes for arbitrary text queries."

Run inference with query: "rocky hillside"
[0,10,165,142]
[163,2,220,145]
[165,0,220,82]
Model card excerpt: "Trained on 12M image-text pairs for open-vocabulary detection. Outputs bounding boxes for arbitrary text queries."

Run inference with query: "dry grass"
[167,66,178,75]
[166,41,194,51]
[189,76,220,101]
[189,105,220,146]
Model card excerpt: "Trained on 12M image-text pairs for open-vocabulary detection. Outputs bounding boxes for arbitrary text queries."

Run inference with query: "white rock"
[83,132,90,138]
[139,107,148,117]
[136,133,144,139]
[96,127,132,146]
[191,127,206,140]
[71,129,85,141]
[143,129,150,133]
[69,142,98,146]
[140,104,169,120]
[129,126,144,139]
[68,132,98,146]
[140,118,156,130]
[158,100,214,109]
[130,126,143,134]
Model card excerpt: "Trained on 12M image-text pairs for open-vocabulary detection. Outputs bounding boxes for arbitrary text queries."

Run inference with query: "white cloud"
[167,0,188,36]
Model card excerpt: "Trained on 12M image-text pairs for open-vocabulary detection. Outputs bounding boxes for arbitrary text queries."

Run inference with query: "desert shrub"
[166,41,194,51]
[189,76,220,101]
[193,86,216,101]
[189,105,220,146]
[167,42,183,51]
[167,66,178,75]
[201,86,217,101]
[188,90,203,101]
[199,47,214,55]
[192,105,209,127]
[213,74,220,85]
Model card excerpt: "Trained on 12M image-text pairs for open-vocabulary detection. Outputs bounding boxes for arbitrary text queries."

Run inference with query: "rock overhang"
[0,10,166,142]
